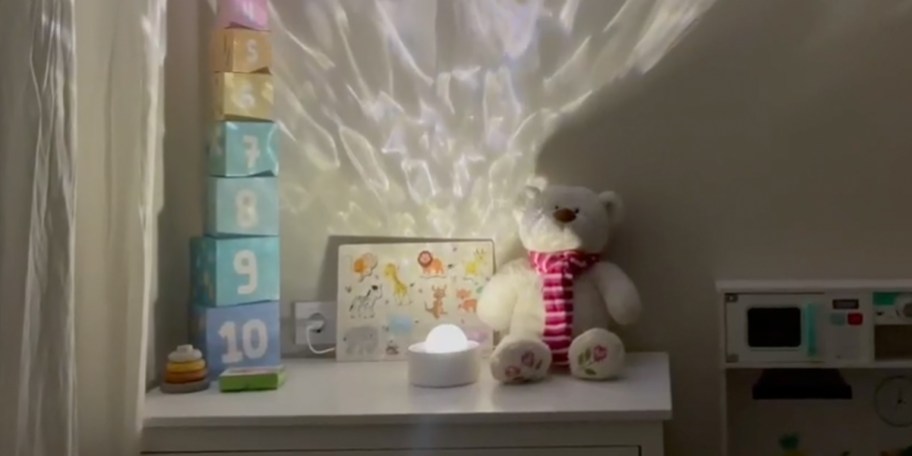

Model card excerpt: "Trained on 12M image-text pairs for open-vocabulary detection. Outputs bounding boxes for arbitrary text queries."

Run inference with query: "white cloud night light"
[408,324,481,388]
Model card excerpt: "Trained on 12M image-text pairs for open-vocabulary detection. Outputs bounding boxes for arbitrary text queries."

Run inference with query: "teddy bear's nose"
[553,208,576,223]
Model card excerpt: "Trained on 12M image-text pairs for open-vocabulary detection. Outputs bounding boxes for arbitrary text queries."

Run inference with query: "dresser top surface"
[144,352,671,427]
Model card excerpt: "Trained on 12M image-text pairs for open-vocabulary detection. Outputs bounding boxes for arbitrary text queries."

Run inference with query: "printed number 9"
[219,318,268,364]
[235,189,258,229]
[233,249,258,295]
[242,135,260,170]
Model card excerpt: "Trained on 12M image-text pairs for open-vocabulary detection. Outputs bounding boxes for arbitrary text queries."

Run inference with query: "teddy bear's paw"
[490,335,551,384]
[569,328,625,381]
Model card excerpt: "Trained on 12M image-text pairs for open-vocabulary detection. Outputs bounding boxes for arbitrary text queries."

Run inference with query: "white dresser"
[142,352,671,456]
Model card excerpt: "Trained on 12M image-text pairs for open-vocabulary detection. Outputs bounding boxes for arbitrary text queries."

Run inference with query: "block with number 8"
[207,176,278,236]
[214,72,273,121]
[210,121,277,177]
[215,0,269,31]
[211,29,271,74]
[191,236,280,307]
[192,300,280,378]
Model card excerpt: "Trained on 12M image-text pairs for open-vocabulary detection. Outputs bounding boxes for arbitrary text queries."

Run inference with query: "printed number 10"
[219,318,268,363]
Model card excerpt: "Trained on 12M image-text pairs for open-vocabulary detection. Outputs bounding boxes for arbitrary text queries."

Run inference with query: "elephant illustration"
[343,325,379,356]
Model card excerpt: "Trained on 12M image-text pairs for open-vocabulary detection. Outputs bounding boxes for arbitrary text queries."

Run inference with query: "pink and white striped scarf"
[529,250,601,366]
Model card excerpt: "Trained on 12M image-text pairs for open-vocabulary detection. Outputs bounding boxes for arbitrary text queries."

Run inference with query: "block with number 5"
[211,29,271,74]
[214,72,273,121]
[207,176,278,236]
[215,0,269,31]
[191,300,280,377]
[210,122,277,177]
[191,236,280,307]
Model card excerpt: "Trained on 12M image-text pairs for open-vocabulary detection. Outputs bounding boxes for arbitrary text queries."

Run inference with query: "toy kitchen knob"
[900,301,912,319]
[897,295,912,320]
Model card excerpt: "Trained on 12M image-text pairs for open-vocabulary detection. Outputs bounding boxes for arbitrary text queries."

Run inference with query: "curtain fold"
[74,0,166,454]
[0,0,78,455]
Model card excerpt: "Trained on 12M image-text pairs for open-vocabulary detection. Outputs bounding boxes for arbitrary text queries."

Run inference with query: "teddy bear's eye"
[554,205,559,210]
[574,208,580,214]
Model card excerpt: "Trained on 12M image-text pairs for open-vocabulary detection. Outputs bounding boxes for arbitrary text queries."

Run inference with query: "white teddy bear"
[477,182,642,383]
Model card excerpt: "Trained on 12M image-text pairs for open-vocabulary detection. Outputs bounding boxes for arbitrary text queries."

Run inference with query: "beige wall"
[155,1,912,455]
[538,1,912,454]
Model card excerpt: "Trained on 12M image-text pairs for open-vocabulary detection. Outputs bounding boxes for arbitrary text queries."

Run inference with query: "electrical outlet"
[294,301,337,351]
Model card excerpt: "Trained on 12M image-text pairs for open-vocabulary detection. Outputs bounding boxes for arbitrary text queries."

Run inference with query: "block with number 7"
[210,121,277,177]
[191,236,280,307]
[191,300,280,378]
[207,176,278,236]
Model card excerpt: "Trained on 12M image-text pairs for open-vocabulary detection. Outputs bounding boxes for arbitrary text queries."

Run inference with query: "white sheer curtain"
[73,0,166,454]
[0,0,77,455]
[0,0,165,455]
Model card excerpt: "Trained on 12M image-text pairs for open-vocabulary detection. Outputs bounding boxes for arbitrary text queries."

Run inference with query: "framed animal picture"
[335,240,495,361]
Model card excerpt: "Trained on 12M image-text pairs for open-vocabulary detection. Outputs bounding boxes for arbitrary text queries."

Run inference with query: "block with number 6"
[214,72,273,121]
[191,236,280,307]
[191,300,280,378]
[210,122,278,177]
[211,29,271,74]
[207,176,278,236]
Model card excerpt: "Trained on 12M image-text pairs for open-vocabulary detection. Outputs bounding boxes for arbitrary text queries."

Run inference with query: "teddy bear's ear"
[598,191,624,226]
[515,185,542,208]
[513,185,542,221]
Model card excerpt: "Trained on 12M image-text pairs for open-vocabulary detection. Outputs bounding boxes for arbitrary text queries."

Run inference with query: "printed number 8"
[234,249,258,295]
[219,318,268,364]
[236,189,258,229]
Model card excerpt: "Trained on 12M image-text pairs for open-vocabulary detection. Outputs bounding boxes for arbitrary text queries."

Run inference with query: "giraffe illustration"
[384,263,408,304]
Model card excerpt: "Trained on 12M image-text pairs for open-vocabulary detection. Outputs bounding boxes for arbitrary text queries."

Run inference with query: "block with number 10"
[210,121,277,177]
[191,236,279,307]
[207,176,278,236]
[192,300,280,378]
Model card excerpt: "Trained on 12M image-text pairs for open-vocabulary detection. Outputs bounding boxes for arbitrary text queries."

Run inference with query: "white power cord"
[305,320,336,355]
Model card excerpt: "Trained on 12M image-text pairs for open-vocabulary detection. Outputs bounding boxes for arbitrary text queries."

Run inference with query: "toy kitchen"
[719,280,912,456]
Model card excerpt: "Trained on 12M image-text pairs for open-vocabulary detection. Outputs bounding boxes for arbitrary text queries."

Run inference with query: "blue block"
[209,121,278,177]
[206,176,279,236]
[191,300,281,378]
[191,236,280,307]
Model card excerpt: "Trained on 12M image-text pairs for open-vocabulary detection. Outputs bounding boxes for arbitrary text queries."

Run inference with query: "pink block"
[216,0,269,31]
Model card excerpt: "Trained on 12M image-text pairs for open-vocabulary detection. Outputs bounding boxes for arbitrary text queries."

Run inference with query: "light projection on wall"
[268,0,713,295]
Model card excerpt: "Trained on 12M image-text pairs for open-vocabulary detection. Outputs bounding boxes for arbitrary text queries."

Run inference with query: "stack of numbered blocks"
[190,0,281,380]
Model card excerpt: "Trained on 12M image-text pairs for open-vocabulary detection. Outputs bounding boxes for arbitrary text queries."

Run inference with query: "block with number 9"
[191,236,280,307]
[207,176,278,236]
[191,300,280,378]
[211,29,271,74]
[210,122,278,177]
[215,0,269,31]
[214,72,273,121]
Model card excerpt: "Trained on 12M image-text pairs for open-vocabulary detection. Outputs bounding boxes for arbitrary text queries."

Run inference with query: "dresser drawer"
[151,448,639,456]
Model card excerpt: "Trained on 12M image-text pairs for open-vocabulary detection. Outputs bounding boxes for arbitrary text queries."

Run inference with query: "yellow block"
[211,29,271,74]
[214,72,274,121]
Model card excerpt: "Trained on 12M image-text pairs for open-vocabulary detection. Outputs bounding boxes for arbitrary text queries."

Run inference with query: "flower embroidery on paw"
[593,345,608,362]
[521,351,535,368]
[577,345,609,376]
